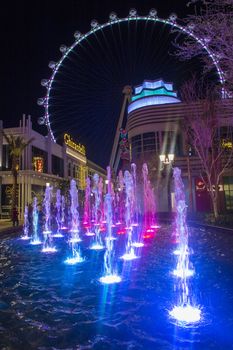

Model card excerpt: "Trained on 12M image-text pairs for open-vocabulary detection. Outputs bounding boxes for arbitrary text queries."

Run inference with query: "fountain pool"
[0,225,233,349]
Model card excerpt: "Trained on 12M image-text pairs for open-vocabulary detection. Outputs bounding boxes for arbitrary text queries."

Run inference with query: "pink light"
[117,229,126,235]
[150,224,160,229]
[143,233,154,239]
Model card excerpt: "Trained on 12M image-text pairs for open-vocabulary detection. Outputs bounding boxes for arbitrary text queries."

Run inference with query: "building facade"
[127,79,233,213]
[0,115,106,219]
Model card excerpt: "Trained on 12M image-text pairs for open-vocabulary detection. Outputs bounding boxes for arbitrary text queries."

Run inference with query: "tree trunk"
[211,188,219,220]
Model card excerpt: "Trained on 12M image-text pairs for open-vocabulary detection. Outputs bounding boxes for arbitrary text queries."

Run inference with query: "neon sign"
[64,134,86,155]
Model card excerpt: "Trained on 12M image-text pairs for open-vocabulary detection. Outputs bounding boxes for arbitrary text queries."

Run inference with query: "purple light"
[43,230,52,235]
[53,233,64,238]
[131,242,144,248]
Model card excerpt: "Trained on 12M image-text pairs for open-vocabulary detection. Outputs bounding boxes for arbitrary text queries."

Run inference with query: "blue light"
[169,305,201,323]
[99,274,122,284]
[128,95,181,114]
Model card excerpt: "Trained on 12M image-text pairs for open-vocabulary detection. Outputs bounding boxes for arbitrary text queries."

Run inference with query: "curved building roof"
[128,79,181,114]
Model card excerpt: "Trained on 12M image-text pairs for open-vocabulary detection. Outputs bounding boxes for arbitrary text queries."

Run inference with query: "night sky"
[1,0,215,168]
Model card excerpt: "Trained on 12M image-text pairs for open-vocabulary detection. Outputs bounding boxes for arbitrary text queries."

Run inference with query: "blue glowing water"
[0,225,233,349]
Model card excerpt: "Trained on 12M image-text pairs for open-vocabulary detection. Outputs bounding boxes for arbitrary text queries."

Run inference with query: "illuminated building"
[127,79,233,212]
[0,115,106,218]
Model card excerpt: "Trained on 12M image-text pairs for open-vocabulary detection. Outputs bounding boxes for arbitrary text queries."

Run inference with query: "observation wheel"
[38,8,224,166]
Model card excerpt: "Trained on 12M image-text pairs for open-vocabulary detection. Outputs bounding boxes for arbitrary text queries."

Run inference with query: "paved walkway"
[0,219,23,236]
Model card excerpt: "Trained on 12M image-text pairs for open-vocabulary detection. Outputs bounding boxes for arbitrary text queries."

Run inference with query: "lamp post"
[159,153,174,212]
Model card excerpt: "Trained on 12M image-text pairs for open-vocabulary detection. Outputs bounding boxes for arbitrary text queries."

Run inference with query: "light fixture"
[159,153,174,165]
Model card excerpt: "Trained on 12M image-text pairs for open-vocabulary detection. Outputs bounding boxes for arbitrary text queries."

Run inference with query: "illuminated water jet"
[21,205,30,240]
[173,268,194,278]
[42,247,57,253]
[64,254,85,265]
[30,240,42,245]
[85,231,95,237]
[131,242,144,248]
[100,166,121,284]
[53,233,64,238]
[120,248,138,261]
[30,198,42,245]
[169,167,201,323]
[89,243,105,250]
[169,305,201,323]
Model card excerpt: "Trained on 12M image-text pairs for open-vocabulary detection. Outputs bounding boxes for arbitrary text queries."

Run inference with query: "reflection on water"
[0,225,233,349]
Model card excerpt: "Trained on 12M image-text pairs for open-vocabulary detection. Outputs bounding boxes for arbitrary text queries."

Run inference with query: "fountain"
[100,166,121,284]
[61,195,67,229]
[42,185,56,253]
[120,170,138,261]
[142,163,158,238]
[65,179,84,264]
[83,177,94,236]
[169,167,201,323]
[53,189,63,237]
[90,174,104,250]
[21,205,30,240]
[30,197,42,245]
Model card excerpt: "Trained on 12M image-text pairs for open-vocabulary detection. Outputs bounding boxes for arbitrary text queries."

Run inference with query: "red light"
[117,229,126,235]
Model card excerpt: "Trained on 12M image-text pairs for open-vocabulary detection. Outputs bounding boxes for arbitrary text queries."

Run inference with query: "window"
[68,162,71,177]
[32,146,48,173]
[143,132,156,153]
[131,135,142,159]
[2,145,11,170]
[52,155,64,177]
[223,176,233,210]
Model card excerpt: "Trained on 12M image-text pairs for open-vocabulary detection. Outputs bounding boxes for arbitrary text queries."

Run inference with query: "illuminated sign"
[222,139,233,149]
[64,134,86,155]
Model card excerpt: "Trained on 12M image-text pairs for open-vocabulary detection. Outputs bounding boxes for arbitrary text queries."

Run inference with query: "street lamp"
[159,153,175,212]
[159,153,174,165]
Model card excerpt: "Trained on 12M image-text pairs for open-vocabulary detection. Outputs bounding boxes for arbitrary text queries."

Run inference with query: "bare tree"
[181,77,233,219]
[174,0,233,91]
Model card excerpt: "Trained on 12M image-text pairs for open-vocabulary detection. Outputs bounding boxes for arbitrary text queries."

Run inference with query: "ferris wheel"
[38,8,224,146]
